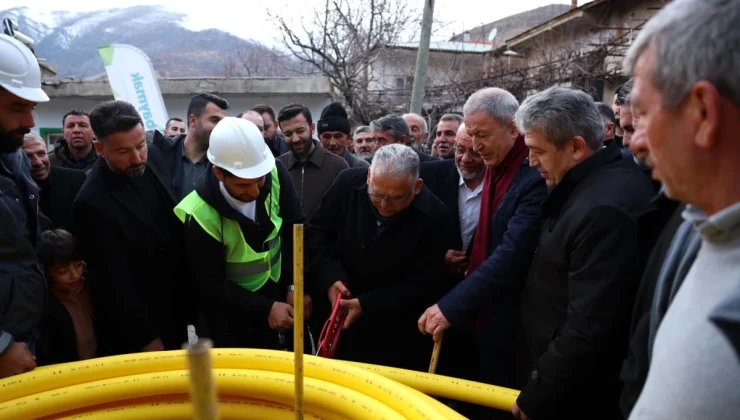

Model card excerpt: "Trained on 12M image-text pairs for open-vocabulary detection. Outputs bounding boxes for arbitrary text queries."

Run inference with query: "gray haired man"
[512,86,655,420]
[417,87,547,416]
[370,114,437,163]
[352,126,376,161]
[306,143,449,371]
[624,0,740,418]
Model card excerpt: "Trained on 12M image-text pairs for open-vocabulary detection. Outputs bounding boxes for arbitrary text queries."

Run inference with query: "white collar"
[219,181,256,220]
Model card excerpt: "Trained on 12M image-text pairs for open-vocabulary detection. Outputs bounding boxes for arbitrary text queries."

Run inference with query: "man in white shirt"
[421,124,485,273]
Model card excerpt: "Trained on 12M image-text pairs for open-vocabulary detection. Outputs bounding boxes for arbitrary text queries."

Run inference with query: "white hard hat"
[0,34,49,103]
[208,117,275,179]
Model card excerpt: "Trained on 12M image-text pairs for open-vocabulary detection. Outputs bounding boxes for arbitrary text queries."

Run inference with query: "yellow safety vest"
[174,166,282,292]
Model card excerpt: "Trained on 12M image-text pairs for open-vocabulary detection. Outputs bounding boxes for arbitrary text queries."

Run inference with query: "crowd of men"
[0,0,738,418]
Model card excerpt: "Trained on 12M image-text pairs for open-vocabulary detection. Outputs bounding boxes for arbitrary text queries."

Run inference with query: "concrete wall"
[32,93,333,142]
[369,49,487,92]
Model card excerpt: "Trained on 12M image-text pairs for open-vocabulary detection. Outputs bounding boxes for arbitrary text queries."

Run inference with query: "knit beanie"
[317,102,351,135]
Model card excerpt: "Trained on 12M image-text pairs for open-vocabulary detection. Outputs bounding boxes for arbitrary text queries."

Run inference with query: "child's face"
[47,260,85,293]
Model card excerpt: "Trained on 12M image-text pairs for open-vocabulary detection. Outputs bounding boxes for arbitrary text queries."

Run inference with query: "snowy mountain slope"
[0,5,283,78]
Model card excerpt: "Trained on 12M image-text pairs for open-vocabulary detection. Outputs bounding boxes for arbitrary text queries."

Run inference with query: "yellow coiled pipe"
[0,349,518,419]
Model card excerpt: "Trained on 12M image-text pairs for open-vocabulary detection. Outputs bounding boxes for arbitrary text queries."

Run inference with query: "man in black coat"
[150,93,229,200]
[307,144,449,371]
[22,133,86,230]
[618,81,689,416]
[0,43,50,377]
[72,100,192,356]
[511,87,656,420]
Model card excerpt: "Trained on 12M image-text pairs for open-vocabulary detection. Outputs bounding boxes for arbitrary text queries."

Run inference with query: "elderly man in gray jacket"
[623,0,740,419]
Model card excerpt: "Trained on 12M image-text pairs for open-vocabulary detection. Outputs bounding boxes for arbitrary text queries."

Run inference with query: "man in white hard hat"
[175,117,308,350]
[0,33,50,378]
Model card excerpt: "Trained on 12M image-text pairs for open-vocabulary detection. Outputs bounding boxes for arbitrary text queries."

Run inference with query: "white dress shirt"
[458,177,484,250]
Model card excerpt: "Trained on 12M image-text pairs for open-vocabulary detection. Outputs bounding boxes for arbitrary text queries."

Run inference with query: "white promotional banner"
[98,44,169,132]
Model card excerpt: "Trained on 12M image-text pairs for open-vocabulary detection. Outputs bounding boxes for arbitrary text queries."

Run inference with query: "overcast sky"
[8,0,572,46]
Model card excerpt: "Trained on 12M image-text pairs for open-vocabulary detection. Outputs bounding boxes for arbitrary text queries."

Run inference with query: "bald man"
[21,133,86,230]
[240,111,265,133]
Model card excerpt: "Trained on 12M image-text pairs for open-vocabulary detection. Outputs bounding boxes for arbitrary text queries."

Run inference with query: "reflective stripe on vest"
[224,235,281,277]
[174,166,282,292]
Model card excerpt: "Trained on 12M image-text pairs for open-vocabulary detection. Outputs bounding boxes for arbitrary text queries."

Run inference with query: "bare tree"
[270,0,416,124]
[220,43,316,78]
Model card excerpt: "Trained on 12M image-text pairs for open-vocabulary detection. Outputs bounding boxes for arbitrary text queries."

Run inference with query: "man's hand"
[268,302,295,331]
[431,138,440,157]
[0,342,36,379]
[512,402,529,420]
[142,337,165,352]
[417,304,451,342]
[339,298,362,330]
[287,291,313,318]
[444,249,468,276]
[327,281,350,307]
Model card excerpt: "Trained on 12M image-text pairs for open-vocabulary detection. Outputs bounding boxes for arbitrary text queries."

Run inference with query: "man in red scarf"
[418,88,547,401]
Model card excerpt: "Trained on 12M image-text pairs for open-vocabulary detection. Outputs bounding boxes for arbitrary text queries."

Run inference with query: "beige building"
[497,0,669,102]
[368,41,492,93]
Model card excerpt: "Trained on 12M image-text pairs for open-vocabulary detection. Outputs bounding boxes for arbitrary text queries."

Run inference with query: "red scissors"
[317,283,350,358]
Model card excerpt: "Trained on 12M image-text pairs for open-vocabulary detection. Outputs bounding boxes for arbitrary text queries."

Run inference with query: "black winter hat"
[317,102,351,135]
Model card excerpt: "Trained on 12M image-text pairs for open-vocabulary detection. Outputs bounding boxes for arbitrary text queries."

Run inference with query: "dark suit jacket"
[416,149,438,163]
[436,159,548,387]
[148,132,194,201]
[420,159,463,251]
[619,195,683,416]
[71,146,192,356]
[436,160,547,325]
[38,166,86,230]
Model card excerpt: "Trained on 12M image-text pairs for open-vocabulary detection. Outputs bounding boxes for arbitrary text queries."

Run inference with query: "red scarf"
[467,135,528,274]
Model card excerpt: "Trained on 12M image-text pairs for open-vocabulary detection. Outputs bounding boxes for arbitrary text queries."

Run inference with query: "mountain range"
[0,6,304,79]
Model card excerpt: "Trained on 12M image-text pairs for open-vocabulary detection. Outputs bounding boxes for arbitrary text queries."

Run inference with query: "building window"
[395,76,414,90]
[39,128,63,153]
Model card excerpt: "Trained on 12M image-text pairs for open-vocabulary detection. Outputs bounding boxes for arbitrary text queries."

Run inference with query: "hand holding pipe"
[428,334,444,374]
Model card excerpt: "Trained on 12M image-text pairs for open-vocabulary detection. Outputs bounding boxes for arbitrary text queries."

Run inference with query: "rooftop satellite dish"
[487,27,498,42]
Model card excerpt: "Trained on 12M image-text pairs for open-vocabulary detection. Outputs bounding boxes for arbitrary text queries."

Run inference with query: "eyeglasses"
[455,147,481,159]
[367,185,413,204]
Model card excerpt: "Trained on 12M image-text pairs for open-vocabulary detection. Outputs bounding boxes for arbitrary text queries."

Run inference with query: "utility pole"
[409,0,434,114]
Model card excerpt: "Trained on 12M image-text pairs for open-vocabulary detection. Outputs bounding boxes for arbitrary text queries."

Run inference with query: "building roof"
[449,4,573,47]
[38,60,57,76]
[387,41,493,53]
[506,0,609,47]
[41,76,333,98]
